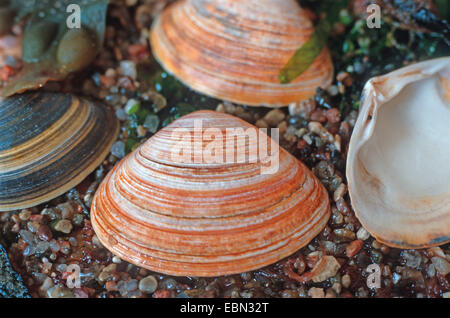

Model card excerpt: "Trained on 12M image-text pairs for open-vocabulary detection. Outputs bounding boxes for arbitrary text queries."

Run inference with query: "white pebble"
[356,227,371,241]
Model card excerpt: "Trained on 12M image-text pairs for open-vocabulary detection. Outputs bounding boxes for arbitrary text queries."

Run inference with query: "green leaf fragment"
[279,21,328,84]
[125,99,141,115]
[279,0,349,84]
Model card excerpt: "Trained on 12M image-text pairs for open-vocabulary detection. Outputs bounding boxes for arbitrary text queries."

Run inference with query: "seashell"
[347,57,450,249]
[150,0,333,107]
[0,92,119,211]
[91,110,330,276]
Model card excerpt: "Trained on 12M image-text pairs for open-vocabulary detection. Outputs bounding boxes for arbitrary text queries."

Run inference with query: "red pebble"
[29,214,44,222]
[37,225,53,241]
[152,289,171,298]
[0,65,15,81]
[346,239,364,258]
[326,108,341,124]
[128,43,150,61]
[297,139,308,149]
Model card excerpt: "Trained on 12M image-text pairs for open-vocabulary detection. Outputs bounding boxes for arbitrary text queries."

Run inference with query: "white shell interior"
[347,57,450,248]
[360,76,450,205]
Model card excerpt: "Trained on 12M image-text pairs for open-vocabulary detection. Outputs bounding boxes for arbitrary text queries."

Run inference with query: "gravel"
[111,141,126,158]
[139,275,158,294]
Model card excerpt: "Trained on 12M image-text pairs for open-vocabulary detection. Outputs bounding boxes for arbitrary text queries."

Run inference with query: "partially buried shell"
[91,110,330,277]
[347,57,450,249]
[150,0,333,107]
[0,92,119,211]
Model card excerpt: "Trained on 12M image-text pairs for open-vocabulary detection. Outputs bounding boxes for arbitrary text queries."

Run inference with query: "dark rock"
[0,244,30,298]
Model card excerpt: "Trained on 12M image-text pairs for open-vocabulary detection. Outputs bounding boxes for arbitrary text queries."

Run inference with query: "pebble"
[255,119,269,128]
[327,85,339,96]
[332,209,344,225]
[72,214,84,226]
[126,279,138,291]
[136,125,147,137]
[98,264,117,282]
[19,229,35,244]
[308,121,334,143]
[47,286,74,298]
[221,102,237,114]
[111,141,126,158]
[326,108,341,123]
[27,221,41,233]
[346,240,364,258]
[263,109,285,127]
[35,241,50,254]
[341,274,351,288]
[143,114,160,133]
[431,257,450,276]
[105,68,116,77]
[288,102,305,117]
[332,283,342,295]
[333,183,347,202]
[215,103,226,113]
[112,256,122,264]
[139,275,158,294]
[115,108,128,121]
[40,277,54,294]
[333,228,356,242]
[308,287,325,298]
[277,121,288,135]
[37,225,52,241]
[311,256,341,283]
[119,60,137,79]
[19,209,32,221]
[49,240,59,252]
[68,237,78,247]
[356,227,370,241]
[401,250,423,269]
[57,202,76,219]
[371,240,383,250]
[325,288,336,298]
[392,272,402,284]
[41,208,60,220]
[288,99,316,117]
[53,219,73,234]
[23,245,35,256]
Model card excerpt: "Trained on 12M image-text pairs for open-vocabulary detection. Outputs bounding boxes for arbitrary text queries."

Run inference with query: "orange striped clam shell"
[91,110,330,276]
[150,0,334,107]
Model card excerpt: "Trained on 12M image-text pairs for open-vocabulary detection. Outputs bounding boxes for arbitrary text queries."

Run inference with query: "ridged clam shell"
[150,0,334,107]
[0,92,119,211]
[91,110,330,276]
[347,57,450,249]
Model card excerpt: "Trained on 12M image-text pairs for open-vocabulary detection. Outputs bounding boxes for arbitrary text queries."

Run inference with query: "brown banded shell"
[0,91,119,211]
[91,110,330,277]
[150,0,334,107]
[347,57,450,249]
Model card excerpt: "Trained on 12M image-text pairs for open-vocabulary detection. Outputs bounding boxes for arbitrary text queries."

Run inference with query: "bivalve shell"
[0,92,119,211]
[347,57,450,249]
[91,110,330,276]
[150,0,334,107]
